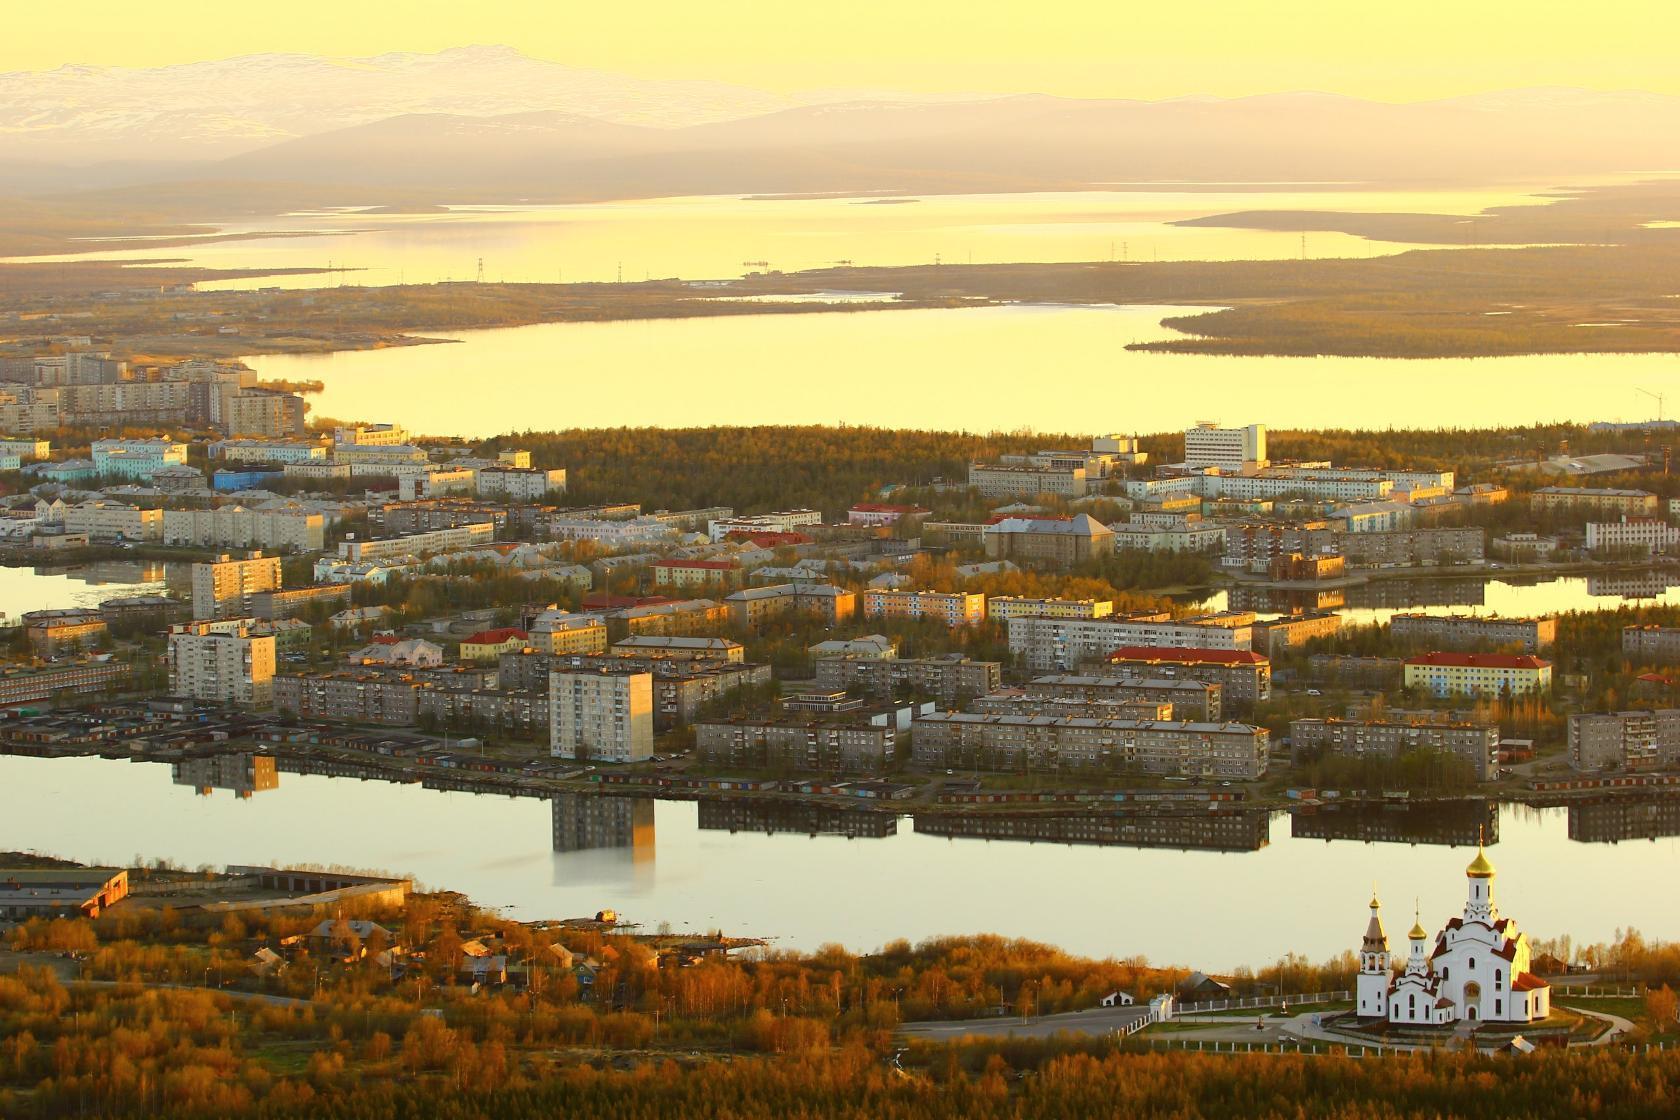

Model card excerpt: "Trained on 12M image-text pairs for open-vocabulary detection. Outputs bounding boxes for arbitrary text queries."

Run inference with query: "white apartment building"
[1201,472,1392,502]
[283,461,353,480]
[1334,501,1417,533]
[167,619,276,706]
[0,439,50,461]
[477,466,568,502]
[163,506,326,553]
[1586,518,1680,556]
[60,501,164,542]
[210,440,327,464]
[397,468,478,502]
[1008,613,1255,672]
[91,439,188,480]
[192,553,283,619]
[986,597,1114,621]
[333,424,410,446]
[338,522,496,563]
[862,589,988,627]
[707,509,823,542]
[1111,522,1227,552]
[549,668,654,763]
[1183,422,1267,470]
[967,464,1088,499]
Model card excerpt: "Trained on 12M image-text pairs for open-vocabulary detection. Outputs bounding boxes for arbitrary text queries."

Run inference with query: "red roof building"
[1403,652,1552,670]
[1105,646,1270,666]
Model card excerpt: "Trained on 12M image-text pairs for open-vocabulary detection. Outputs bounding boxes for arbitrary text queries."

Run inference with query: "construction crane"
[1638,386,1666,422]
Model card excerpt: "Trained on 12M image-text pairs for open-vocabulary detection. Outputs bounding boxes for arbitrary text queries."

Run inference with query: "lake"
[246,301,1680,437]
[1205,573,1680,627]
[0,561,172,623]
[1,754,1673,971]
[7,184,1569,290]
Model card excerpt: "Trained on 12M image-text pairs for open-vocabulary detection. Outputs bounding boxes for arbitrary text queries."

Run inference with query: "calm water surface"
[247,302,1680,437]
[0,562,170,621]
[6,185,1570,289]
[0,755,1672,970]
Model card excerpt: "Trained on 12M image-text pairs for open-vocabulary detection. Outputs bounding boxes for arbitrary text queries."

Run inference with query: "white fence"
[1175,989,1352,1015]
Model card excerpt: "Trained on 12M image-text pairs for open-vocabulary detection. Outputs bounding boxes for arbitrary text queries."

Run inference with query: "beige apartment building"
[861,589,987,627]
[986,596,1113,622]
[163,505,326,553]
[549,668,654,763]
[1529,487,1659,517]
[724,583,857,627]
[60,501,164,542]
[983,514,1116,566]
[167,619,276,706]
[338,523,495,563]
[967,463,1089,499]
[191,552,283,620]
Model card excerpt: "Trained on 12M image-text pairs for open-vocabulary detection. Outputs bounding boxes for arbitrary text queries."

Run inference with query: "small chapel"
[1355,842,1551,1025]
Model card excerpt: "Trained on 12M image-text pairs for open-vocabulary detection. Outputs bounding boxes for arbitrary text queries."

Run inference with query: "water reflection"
[1205,574,1680,628]
[1567,797,1680,844]
[697,799,897,838]
[1290,800,1499,847]
[0,562,174,622]
[552,793,655,862]
[914,810,1271,852]
[170,753,279,799]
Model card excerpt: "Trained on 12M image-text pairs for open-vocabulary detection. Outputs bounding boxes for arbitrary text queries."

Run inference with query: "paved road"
[70,977,314,1009]
[901,1004,1150,1042]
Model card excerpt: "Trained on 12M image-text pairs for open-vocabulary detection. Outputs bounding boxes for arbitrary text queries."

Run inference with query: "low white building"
[1586,518,1680,556]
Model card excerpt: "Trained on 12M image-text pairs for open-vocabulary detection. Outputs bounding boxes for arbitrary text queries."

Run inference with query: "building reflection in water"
[1290,799,1498,847]
[551,793,655,863]
[1585,571,1680,599]
[914,810,1269,852]
[171,753,279,799]
[1567,798,1680,844]
[696,798,898,838]
[1227,585,1345,614]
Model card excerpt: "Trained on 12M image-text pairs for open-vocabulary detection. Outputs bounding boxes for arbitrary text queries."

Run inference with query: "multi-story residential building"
[416,686,550,738]
[1389,613,1556,653]
[1623,625,1680,664]
[968,692,1174,722]
[1008,612,1254,672]
[0,438,50,461]
[1103,646,1272,708]
[1333,501,1416,533]
[377,500,510,536]
[861,589,986,627]
[1201,472,1391,503]
[1332,527,1485,567]
[90,439,188,481]
[995,435,1148,479]
[967,463,1088,499]
[476,466,568,502]
[60,501,163,542]
[211,439,327,464]
[610,636,745,661]
[1402,652,1553,698]
[163,505,327,553]
[505,651,769,729]
[1489,533,1558,563]
[1251,612,1343,655]
[191,553,283,620]
[0,659,131,707]
[1567,710,1680,772]
[526,610,609,656]
[1264,465,1454,491]
[338,523,496,563]
[330,443,431,470]
[696,715,898,773]
[167,619,276,706]
[58,380,192,427]
[724,583,857,626]
[224,387,306,438]
[397,468,478,502]
[333,423,410,447]
[706,510,822,543]
[22,609,108,656]
[808,634,898,660]
[651,558,742,589]
[982,514,1116,565]
[911,712,1269,780]
[1531,487,1659,517]
[1110,521,1227,552]
[1586,518,1680,556]
[1289,718,1498,781]
[549,668,654,762]
[1024,674,1221,720]
[847,503,930,526]
[247,584,353,620]
[813,654,1001,708]
[0,385,61,433]
[283,461,353,481]
[986,596,1113,622]
[458,628,532,662]
[1183,422,1267,471]
[612,598,730,638]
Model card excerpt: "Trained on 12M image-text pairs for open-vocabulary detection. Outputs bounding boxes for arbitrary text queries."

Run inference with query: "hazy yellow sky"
[7,0,1680,101]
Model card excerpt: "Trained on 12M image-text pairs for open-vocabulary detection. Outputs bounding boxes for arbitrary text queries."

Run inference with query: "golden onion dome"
[1466,845,1496,879]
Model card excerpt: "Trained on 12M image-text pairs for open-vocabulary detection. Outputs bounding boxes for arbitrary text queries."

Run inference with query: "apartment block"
[1289,718,1498,781]
[338,522,496,563]
[911,712,1269,780]
[549,668,654,763]
[1389,613,1556,653]
[377,500,510,536]
[1183,422,1266,470]
[982,514,1115,565]
[398,468,478,502]
[1530,487,1658,517]
[706,509,822,542]
[1024,673,1221,721]
[22,609,108,656]
[1586,518,1680,556]
[695,716,898,773]
[505,651,770,730]
[1623,625,1680,664]
[60,501,163,542]
[724,583,857,626]
[812,654,1002,708]
[162,505,326,553]
[985,597,1113,622]
[167,619,276,706]
[0,660,131,707]
[1251,612,1342,655]
[967,463,1088,499]
[1402,652,1553,698]
[477,466,568,501]
[90,439,188,481]
[247,584,353,620]
[526,610,609,656]
[225,388,307,438]
[211,439,327,464]
[191,553,282,620]
[651,559,741,589]
[1103,647,1272,708]
[1567,710,1680,772]
[861,589,986,627]
[1007,612,1254,672]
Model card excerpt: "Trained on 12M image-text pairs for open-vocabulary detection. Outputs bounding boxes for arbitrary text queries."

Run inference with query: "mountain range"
[3,47,1680,202]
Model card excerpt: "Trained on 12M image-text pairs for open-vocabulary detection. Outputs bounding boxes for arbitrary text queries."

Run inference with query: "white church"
[1355,842,1551,1026]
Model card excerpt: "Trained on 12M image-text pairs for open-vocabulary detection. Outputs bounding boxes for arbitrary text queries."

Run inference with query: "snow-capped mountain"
[0,45,823,162]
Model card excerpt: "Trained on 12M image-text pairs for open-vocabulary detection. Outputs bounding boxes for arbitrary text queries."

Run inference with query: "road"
[900,1003,1151,1042]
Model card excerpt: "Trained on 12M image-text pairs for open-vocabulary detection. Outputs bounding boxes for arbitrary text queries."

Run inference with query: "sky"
[5,0,1680,102]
